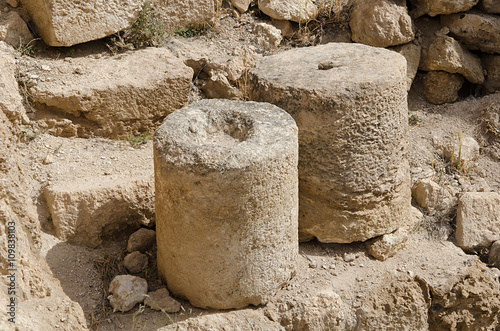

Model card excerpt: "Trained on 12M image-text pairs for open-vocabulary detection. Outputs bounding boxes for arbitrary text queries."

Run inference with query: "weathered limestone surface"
[412,178,456,214]
[152,0,216,31]
[20,0,142,46]
[366,228,409,261]
[232,0,252,13]
[350,0,414,47]
[409,0,478,17]
[423,71,464,105]
[258,0,318,23]
[30,48,193,138]
[419,36,484,84]
[456,192,500,249]
[249,43,411,243]
[441,12,500,54]
[144,288,181,312]
[44,175,154,248]
[480,0,500,13]
[107,275,148,312]
[390,42,422,91]
[154,99,298,309]
[0,12,33,47]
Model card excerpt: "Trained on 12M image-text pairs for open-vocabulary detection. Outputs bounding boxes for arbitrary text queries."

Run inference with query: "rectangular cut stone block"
[456,192,500,250]
[152,0,216,31]
[20,0,143,46]
[44,176,154,248]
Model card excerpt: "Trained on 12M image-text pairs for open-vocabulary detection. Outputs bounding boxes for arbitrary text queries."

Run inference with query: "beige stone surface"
[420,36,484,84]
[456,192,500,249]
[28,48,193,138]
[144,288,181,312]
[480,0,500,13]
[108,275,148,312]
[489,240,500,268]
[254,22,282,51]
[433,133,480,166]
[158,309,285,330]
[410,0,478,17]
[20,0,142,46]
[152,0,216,31]
[350,0,414,47]
[441,12,500,54]
[411,178,456,214]
[390,42,422,91]
[366,228,409,261]
[249,43,411,243]
[0,11,33,47]
[154,99,298,309]
[258,0,318,23]
[232,0,252,13]
[0,42,29,126]
[123,251,148,273]
[482,54,500,94]
[127,228,156,253]
[44,175,154,248]
[272,19,293,38]
[423,71,464,105]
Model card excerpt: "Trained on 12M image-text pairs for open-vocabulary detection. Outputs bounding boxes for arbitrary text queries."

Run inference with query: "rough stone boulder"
[108,275,148,312]
[28,48,193,138]
[44,175,154,248]
[157,309,285,330]
[249,43,412,243]
[154,99,298,309]
[258,0,318,23]
[19,0,143,46]
[441,12,500,54]
[151,0,216,31]
[409,0,478,17]
[350,0,414,47]
[411,178,456,214]
[232,0,253,13]
[480,0,500,13]
[482,54,500,94]
[0,11,33,47]
[423,71,464,104]
[144,288,181,312]
[456,192,500,250]
[390,42,422,91]
[419,35,484,84]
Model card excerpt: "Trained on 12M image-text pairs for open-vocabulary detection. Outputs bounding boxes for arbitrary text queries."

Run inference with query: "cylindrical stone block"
[249,43,411,243]
[154,99,298,309]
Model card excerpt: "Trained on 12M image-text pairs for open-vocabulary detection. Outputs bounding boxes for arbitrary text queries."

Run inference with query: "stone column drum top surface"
[249,42,411,243]
[154,99,298,310]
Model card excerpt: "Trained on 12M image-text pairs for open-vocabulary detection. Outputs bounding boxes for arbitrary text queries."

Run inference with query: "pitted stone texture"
[409,0,478,17]
[44,175,154,248]
[19,0,142,46]
[390,42,422,91]
[423,71,464,105]
[154,99,298,309]
[30,48,193,138]
[441,12,500,54]
[258,0,318,23]
[152,0,216,31]
[249,43,411,243]
[420,36,484,84]
[366,228,409,261]
[108,275,148,312]
[480,0,500,13]
[0,12,33,47]
[350,0,414,47]
[456,192,500,250]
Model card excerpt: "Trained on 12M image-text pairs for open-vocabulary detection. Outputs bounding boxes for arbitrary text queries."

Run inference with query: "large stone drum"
[154,99,298,309]
[249,43,412,243]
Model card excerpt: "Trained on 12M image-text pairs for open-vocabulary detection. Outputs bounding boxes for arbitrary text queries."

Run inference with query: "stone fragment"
[480,0,500,13]
[441,12,500,54]
[20,0,142,46]
[6,0,19,7]
[390,42,422,91]
[127,228,156,253]
[154,99,298,309]
[409,0,478,17]
[264,287,354,330]
[456,192,500,249]
[482,54,500,94]
[254,22,282,51]
[30,48,193,138]
[350,0,414,47]
[44,176,154,248]
[152,0,216,31]
[0,42,29,125]
[0,12,33,47]
[258,0,318,23]
[419,36,484,84]
[423,71,464,104]
[366,228,409,261]
[232,0,252,13]
[489,241,500,268]
[144,288,181,312]
[201,72,241,99]
[272,19,293,38]
[123,251,148,274]
[433,134,480,166]
[108,275,148,312]
[411,179,456,214]
[357,275,430,330]
[249,43,411,243]
[157,309,285,330]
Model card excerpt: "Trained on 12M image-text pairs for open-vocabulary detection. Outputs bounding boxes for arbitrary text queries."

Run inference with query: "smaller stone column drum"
[249,43,412,243]
[154,99,298,309]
